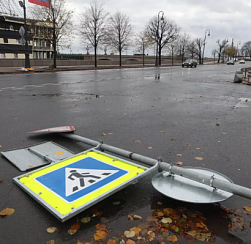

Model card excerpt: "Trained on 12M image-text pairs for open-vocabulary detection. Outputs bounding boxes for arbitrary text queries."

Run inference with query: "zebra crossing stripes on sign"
[35,157,128,203]
[65,168,119,196]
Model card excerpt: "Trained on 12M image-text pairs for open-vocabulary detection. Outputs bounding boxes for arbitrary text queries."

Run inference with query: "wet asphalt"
[1,63,251,243]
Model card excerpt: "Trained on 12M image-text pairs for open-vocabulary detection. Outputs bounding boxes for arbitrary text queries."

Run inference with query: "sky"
[26,0,251,57]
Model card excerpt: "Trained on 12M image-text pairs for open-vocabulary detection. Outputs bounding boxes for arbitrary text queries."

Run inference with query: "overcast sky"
[27,0,251,57]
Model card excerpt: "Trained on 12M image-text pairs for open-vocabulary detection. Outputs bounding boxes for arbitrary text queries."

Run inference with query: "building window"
[9,25,13,30]
[1,53,6,58]
[14,53,18,58]
[4,37,8,43]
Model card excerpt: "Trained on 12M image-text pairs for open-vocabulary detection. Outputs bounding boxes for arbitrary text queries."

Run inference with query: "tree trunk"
[158,44,161,65]
[94,45,97,67]
[53,18,57,68]
[119,47,122,66]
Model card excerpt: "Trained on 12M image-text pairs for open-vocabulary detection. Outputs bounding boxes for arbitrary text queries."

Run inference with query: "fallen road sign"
[28,126,75,133]
[14,149,156,222]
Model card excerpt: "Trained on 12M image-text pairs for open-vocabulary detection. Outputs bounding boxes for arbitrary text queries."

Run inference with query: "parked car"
[182,59,197,68]
[239,59,245,64]
[227,59,235,65]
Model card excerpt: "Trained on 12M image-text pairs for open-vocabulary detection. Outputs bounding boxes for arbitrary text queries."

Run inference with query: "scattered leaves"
[147,231,155,241]
[161,217,172,224]
[130,227,141,236]
[94,230,108,241]
[0,208,14,216]
[68,223,80,235]
[167,235,178,242]
[175,161,183,166]
[92,209,103,217]
[195,157,203,160]
[243,206,251,214]
[107,239,116,244]
[176,154,182,157]
[47,227,57,233]
[81,217,91,223]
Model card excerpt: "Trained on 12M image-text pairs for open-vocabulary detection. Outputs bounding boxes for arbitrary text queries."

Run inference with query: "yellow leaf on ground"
[81,217,91,223]
[176,154,182,157]
[125,240,136,244]
[94,230,107,241]
[161,217,172,224]
[129,227,141,236]
[148,147,153,149]
[175,161,183,165]
[128,214,134,220]
[195,157,203,160]
[46,240,55,244]
[68,229,77,235]
[243,206,251,213]
[124,230,136,238]
[102,133,107,136]
[107,239,116,244]
[0,208,14,216]
[133,214,142,219]
[47,227,57,233]
[134,140,141,143]
[167,235,178,242]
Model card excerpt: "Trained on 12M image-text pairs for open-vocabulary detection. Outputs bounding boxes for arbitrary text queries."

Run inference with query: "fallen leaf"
[124,230,135,238]
[176,154,182,157]
[108,133,113,135]
[170,138,175,141]
[187,144,192,147]
[0,180,3,183]
[195,157,203,160]
[0,208,14,216]
[47,227,57,233]
[128,214,134,220]
[95,223,107,230]
[68,229,78,235]
[0,145,2,147]
[148,147,153,149]
[94,230,108,241]
[125,240,136,244]
[157,212,164,217]
[46,240,55,244]
[196,148,200,150]
[107,239,116,244]
[92,209,103,217]
[216,123,220,126]
[147,231,155,241]
[243,206,251,213]
[167,235,178,242]
[133,215,142,220]
[175,161,183,165]
[130,227,141,236]
[222,132,227,134]
[102,133,107,136]
[134,140,141,143]
[161,217,172,224]
[157,201,162,205]
[246,99,248,102]
[81,217,91,223]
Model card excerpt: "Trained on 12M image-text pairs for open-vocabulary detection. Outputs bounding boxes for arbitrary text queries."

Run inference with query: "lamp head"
[19,1,24,7]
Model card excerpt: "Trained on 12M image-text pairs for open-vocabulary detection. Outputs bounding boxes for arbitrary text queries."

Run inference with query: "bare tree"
[216,39,228,63]
[30,0,74,68]
[212,49,217,63]
[176,33,190,63]
[241,41,251,57]
[134,30,152,66]
[186,40,197,59]
[145,16,180,65]
[79,1,109,67]
[165,41,179,65]
[106,11,133,66]
[194,38,203,64]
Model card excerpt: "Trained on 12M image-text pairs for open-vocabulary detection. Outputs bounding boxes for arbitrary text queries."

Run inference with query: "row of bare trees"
[29,0,214,68]
[29,0,251,68]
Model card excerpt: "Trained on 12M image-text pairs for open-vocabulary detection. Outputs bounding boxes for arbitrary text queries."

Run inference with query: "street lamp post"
[201,29,210,65]
[236,41,241,60]
[19,0,30,69]
[155,11,164,66]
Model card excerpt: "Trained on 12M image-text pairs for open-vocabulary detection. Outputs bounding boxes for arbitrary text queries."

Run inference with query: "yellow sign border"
[19,151,145,216]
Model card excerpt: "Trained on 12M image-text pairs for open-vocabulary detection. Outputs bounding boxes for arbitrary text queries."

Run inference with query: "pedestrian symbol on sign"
[65,168,119,196]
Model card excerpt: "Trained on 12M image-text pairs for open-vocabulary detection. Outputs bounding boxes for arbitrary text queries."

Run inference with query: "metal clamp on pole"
[157,157,163,172]
[94,140,104,152]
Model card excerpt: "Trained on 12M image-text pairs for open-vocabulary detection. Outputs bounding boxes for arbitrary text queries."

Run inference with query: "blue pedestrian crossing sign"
[15,150,149,222]
[35,157,128,203]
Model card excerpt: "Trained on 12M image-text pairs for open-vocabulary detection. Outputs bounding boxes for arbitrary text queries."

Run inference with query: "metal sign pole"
[60,132,251,200]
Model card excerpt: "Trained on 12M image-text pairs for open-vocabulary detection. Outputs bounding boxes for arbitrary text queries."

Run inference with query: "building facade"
[0,15,53,59]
